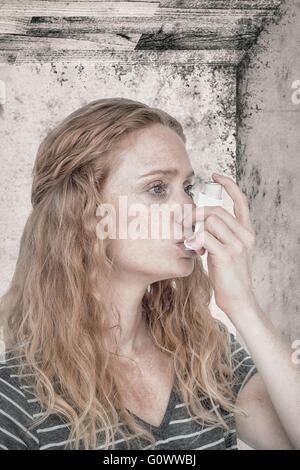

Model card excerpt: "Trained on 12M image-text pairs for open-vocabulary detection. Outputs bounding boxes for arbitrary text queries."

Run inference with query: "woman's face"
[100,123,199,285]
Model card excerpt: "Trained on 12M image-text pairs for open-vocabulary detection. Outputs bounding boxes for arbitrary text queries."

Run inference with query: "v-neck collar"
[126,378,177,433]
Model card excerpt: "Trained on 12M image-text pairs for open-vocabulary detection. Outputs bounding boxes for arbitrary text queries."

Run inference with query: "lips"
[176,241,197,256]
[176,241,195,249]
[175,236,194,244]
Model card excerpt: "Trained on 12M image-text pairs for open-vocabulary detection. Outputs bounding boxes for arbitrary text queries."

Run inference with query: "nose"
[173,194,196,239]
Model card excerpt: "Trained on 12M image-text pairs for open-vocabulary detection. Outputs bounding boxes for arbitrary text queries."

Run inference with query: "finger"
[204,214,245,253]
[182,205,255,249]
[189,229,225,258]
[211,173,254,233]
[187,215,243,254]
[200,206,255,248]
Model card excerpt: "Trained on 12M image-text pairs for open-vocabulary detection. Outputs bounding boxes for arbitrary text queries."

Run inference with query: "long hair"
[0,97,247,450]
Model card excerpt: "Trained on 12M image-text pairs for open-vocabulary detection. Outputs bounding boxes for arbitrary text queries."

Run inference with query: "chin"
[177,258,194,277]
[173,258,195,277]
[152,263,194,283]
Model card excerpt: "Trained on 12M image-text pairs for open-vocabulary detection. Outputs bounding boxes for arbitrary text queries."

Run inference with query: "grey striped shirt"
[0,333,258,450]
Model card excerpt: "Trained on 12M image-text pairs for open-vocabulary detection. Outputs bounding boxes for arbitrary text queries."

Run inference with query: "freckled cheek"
[142,211,176,241]
[108,240,169,270]
[107,225,174,259]
[110,207,176,243]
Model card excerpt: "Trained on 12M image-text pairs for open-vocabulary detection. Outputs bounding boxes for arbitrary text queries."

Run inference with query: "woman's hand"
[183,173,258,318]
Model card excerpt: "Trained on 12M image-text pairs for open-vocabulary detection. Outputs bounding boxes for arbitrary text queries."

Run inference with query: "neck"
[104,273,153,357]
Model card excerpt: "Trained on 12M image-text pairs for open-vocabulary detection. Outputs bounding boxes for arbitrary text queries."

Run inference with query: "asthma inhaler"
[184,181,223,250]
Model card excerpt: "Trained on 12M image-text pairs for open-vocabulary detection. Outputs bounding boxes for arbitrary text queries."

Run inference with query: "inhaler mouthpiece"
[184,182,223,250]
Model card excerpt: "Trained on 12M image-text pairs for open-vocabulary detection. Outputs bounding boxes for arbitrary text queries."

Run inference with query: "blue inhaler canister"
[184,181,223,250]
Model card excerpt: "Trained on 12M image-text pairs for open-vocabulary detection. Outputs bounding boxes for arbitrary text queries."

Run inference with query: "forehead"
[111,124,191,180]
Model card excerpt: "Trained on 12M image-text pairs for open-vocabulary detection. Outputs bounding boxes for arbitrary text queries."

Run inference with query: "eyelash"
[147,181,195,199]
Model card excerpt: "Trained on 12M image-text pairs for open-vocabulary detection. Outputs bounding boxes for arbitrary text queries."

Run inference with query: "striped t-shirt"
[0,333,258,450]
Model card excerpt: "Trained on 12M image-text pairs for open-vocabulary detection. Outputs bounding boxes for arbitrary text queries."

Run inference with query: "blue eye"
[184,184,195,198]
[148,182,168,198]
[147,182,195,199]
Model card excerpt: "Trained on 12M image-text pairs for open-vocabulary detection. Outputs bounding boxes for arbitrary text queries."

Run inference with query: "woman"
[0,97,298,450]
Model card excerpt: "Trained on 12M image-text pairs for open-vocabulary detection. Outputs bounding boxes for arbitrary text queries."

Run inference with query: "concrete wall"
[236,0,300,345]
[0,0,298,450]
[0,59,237,337]
[236,0,300,451]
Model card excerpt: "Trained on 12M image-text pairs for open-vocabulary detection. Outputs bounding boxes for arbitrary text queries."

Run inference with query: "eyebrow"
[138,168,195,179]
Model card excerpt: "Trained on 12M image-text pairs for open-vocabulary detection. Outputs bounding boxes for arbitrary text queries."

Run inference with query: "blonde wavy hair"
[0,97,247,450]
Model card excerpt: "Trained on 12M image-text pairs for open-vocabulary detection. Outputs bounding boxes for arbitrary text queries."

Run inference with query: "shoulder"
[0,348,39,402]
[0,348,28,381]
[0,349,40,450]
[0,348,25,380]
[0,348,37,408]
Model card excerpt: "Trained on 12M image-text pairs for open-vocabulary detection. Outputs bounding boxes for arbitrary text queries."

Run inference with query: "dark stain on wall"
[111,63,131,81]
[235,0,289,183]
[7,55,17,64]
[30,16,49,24]
[274,179,281,206]
[116,33,131,41]
[135,31,259,51]
[247,165,262,201]
[173,63,197,82]
[75,64,85,78]
[50,62,58,74]
[49,62,68,86]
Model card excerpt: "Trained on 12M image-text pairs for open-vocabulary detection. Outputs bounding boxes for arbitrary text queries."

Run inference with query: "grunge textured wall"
[236,0,300,344]
[0,0,299,451]
[0,59,237,332]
